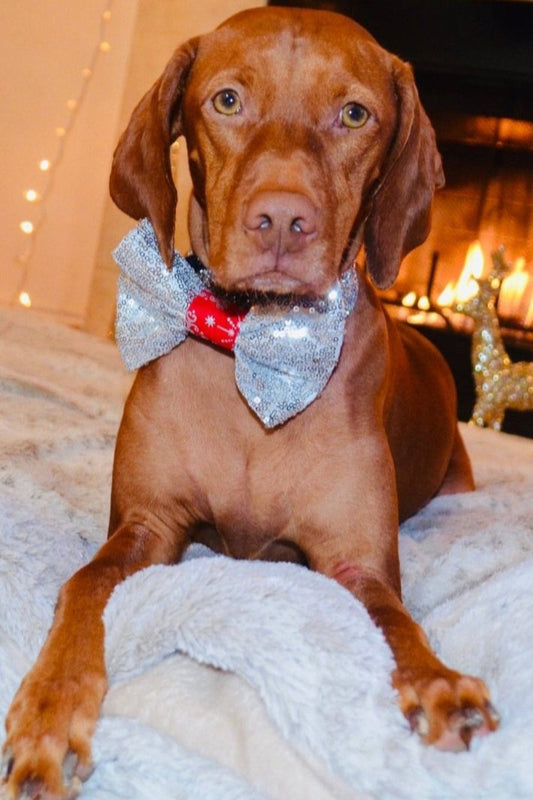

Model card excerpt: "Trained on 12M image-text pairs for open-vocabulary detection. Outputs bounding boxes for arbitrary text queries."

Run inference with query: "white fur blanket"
[0,307,532,800]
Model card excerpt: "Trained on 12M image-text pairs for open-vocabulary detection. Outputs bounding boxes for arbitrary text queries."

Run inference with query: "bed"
[0,305,531,799]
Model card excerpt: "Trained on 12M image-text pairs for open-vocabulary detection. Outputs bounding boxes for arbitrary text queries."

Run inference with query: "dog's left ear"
[109,38,199,266]
[364,58,444,289]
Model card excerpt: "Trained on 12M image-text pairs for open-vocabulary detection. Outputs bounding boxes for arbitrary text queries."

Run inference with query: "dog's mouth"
[188,255,327,310]
[229,272,329,309]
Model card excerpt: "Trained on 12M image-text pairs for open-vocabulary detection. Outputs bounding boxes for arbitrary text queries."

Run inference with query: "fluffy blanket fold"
[0,307,531,799]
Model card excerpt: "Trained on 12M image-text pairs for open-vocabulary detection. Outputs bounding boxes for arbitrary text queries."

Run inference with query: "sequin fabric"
[113,219,358,427]
[235,274,357,427]
[454,251,533,431]
[114,220,204,370]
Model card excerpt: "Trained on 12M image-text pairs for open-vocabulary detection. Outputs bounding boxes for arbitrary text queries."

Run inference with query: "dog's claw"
[15,778,41,800]
[63,750,92,797]
[58,752,85,798]
[484,700,501,726]
[66,775,83,799]
[62,751,78,785]
[459,726,473,749]
[456,707,484,749]
[460,707,485,729]
[1,749,14,782]
[407,708,429,737]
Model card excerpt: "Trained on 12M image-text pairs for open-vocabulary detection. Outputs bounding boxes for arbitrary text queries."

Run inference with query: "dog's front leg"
[329,564,499,750]
[301,447,499,752]
[2,522,183,800]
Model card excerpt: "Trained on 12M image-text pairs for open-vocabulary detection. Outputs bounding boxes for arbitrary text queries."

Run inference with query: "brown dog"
[2,7,499,798]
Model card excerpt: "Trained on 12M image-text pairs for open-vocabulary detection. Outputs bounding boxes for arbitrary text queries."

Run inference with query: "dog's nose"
[243,191,318,256]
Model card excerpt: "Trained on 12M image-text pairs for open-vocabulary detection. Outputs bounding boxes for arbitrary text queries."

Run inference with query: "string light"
[13,1,115,314]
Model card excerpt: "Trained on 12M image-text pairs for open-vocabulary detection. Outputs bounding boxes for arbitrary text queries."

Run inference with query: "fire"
[437,241,485,307]
[401,291,417,308]
[397,239,532,331]
[498,257,531,325]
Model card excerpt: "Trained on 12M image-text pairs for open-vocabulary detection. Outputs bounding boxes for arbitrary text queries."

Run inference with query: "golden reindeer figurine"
[454,250,533,431]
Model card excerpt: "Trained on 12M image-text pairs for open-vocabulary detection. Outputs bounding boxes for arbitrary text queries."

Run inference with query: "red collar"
[185,290,247,351]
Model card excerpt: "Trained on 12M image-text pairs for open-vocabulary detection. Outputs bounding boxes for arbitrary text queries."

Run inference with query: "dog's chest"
[192,437,303,561]
[148,337,356,561]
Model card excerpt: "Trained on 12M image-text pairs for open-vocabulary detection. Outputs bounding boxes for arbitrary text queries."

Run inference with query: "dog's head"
[110,7,443,297]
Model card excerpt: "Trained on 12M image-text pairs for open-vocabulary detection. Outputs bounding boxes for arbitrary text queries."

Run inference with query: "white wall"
[0,0,140,325]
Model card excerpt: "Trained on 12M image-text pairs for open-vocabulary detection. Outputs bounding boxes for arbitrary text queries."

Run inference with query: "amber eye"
[340,102,369,129]
[213,89,242,115]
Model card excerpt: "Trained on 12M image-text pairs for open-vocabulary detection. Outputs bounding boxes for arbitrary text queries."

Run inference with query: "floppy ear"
[109,38,199,266]
[364,58,444,289]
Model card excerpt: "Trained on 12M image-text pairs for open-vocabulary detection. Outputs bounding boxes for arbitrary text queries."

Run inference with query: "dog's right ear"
[109,38,199,267]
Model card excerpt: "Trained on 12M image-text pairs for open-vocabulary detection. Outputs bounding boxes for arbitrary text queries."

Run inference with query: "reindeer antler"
[489,247,512,286]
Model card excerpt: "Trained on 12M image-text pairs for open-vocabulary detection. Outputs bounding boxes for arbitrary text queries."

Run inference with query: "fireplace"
[270,0,533,436]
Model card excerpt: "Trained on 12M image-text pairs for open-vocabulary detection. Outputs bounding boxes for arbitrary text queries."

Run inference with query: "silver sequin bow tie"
[113,219,358,428]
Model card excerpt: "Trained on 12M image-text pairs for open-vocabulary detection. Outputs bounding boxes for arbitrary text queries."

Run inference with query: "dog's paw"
[2,668,101,799]
[1,750,84,800]
[394,668,500,751]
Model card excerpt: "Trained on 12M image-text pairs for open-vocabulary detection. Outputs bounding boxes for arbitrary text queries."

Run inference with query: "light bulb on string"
[13,0,116,315]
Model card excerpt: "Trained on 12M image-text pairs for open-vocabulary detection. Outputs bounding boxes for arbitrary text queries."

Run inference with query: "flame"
[456,241,484,302]
[498,257,530,321]
[401,291,417,308]
[437,241,485,307]
[437,281,455,307]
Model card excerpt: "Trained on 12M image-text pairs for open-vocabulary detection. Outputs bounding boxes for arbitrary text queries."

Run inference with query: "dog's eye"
[340,102,369,129]
[213,89,242,116]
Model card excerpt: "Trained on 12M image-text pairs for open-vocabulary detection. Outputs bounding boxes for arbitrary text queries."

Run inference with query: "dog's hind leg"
[437,425,475,496]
